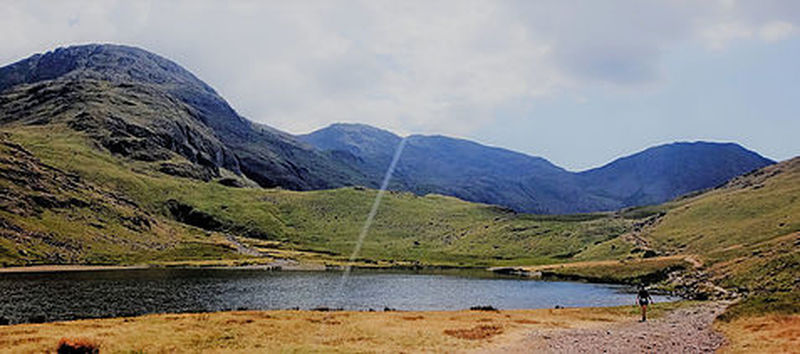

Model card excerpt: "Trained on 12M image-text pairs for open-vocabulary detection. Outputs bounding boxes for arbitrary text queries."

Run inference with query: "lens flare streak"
[341,137,408,283]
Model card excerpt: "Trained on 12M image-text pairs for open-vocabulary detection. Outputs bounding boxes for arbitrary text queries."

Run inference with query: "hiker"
[636,285,654,322]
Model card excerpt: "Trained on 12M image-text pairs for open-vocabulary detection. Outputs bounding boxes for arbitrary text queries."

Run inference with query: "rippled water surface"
[0,268,675,324]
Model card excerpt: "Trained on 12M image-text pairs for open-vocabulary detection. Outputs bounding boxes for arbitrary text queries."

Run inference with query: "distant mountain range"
[0,44,775,213]
[300,123,773,213]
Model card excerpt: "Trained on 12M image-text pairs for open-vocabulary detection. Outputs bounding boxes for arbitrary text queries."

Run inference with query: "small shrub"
[28,314,46,323]
[310,307,343,312]
[469,305,498,312]
[57,338,99,354]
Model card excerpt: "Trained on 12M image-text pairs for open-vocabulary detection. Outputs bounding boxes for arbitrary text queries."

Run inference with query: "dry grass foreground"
[717,314,800,353]
[2,302,797,353]
[1,304,685,353]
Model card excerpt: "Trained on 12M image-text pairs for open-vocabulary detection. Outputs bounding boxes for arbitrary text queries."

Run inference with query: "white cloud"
[701,22,753,50]
[0,0,798,138]
[759,21,795,42]
[700,20,796,50]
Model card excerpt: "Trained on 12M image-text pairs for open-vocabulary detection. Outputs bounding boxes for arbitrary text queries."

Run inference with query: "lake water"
[0,268,676,324]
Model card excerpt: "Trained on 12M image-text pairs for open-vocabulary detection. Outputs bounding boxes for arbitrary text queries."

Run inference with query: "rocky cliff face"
[0,44,366,189]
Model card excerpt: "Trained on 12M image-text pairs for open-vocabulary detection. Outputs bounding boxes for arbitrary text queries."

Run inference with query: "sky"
[1,1,798,170]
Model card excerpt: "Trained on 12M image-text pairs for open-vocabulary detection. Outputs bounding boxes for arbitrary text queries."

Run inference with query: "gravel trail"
[482,302,728,353]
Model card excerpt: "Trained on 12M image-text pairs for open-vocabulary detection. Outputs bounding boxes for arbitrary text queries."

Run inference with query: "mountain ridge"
[301,122,774,213]
[301,122,767,173]
[0,44,776,214]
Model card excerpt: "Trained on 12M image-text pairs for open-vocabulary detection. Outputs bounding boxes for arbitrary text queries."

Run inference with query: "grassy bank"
[516,256,691,284]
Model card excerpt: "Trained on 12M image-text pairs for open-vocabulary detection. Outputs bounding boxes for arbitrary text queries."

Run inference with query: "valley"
[0,44,797,353]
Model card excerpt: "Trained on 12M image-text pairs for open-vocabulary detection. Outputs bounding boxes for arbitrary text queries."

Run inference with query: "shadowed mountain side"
[0,44,367,190]
[301,123,774,213]
[576,141,776,209]
[300,123,583,213]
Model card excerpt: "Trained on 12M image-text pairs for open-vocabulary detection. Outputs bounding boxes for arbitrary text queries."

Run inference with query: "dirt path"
[479,302,728,353]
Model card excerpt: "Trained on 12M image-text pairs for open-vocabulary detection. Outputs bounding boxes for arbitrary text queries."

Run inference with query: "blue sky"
[1,1,798,170]
[480,38,800,169]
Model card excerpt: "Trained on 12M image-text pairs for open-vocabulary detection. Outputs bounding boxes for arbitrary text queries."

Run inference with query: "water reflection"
[0,268,676,324]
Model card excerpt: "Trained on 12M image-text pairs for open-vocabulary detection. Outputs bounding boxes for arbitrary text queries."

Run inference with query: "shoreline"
[0,262,513,275]
[0,263,485,273]
[0,264,152,274]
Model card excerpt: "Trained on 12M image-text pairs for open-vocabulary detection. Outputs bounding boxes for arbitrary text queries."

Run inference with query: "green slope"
[640,157,800,318]
[0,125,633,267]
[0,130,247,266]
[1,122,796,319]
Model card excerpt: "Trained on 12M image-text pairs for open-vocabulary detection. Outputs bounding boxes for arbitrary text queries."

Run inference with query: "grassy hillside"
[1,122,796,319]
[640,158,800,317]
[0,131,247,266]
[484,156,798,317]
[0,124,635,268]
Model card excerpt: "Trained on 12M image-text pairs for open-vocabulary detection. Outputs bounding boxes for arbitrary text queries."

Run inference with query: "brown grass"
[306,315,343,325]
[402,315,425,321]
[513,319,540,324]
[716,314,800,353]
[0,305,672,353]
[444,325,504,340]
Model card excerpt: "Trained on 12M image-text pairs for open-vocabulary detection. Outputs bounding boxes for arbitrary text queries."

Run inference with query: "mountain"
[301,123,774,213]
[0,44,794,324]
[299,123,584,213]
[0,44,775,214]
[0,44,366,190]
[576,142,776,209]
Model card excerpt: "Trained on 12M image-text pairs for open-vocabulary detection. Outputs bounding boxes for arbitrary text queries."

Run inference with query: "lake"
[0,268,676,324]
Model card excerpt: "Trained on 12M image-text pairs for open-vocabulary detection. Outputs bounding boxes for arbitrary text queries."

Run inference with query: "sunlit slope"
[647,158,799,253]
[0,131,249,266]
[0,125,633,267]
[643,158,800,316]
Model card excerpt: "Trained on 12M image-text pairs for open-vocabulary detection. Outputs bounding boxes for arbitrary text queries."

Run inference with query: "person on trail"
[636,285,654,322]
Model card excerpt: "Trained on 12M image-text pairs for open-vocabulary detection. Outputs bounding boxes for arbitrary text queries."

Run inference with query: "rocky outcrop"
[165,199,225,231]
[0,133,158,265]
[0,44,367,191]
